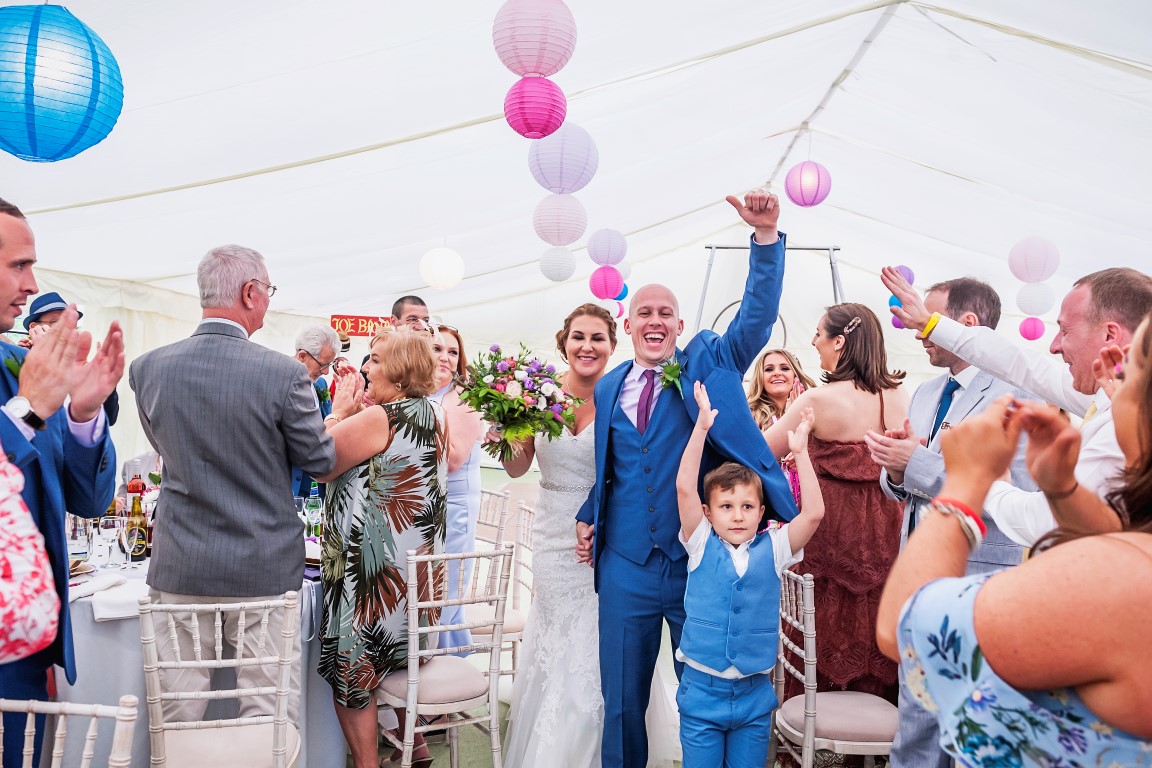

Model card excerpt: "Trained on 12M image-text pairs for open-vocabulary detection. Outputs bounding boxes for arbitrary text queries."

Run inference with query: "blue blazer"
[577,234,798,580]
[0,342,117,684]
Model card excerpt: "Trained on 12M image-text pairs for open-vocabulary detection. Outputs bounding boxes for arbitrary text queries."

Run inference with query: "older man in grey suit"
[865,277,1036,768]
[130,244,336,722]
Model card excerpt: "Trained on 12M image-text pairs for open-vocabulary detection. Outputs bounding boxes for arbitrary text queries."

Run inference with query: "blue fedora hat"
[23,292,81,330]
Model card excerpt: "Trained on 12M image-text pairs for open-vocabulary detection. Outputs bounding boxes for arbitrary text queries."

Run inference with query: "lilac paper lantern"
[784,161,832,207]
[1016,283,1055,317]
[504,76,566,139]
[539,247,576,282]
[891,316,905,330]
[528,123,598,193]
[589,266,623,300]
[587,228,627,266]
[1009,237,1060,283]
[1019,317,1046,341]
[533,193,587,246]
[492,0,577,77]
[896,265,915,285]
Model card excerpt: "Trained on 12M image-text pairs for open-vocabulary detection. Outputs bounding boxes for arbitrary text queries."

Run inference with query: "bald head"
[625,283,683,366]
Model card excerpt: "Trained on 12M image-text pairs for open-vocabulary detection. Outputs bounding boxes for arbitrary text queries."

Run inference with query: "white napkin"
[305,539,321,563]
[91,579,151,621]
[68,572,126,603]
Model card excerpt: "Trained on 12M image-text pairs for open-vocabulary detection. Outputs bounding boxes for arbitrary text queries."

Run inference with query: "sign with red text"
[330,315,390,337]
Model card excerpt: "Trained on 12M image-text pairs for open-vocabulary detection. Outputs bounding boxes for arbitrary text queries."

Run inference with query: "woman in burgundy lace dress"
[763,305,908,708]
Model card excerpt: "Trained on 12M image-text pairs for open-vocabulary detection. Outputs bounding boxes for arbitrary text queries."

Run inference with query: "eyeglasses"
[250,278,277,297]
[302,349,332,373]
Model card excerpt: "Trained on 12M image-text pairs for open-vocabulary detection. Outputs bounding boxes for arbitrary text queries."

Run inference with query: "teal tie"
[930,378,961,442]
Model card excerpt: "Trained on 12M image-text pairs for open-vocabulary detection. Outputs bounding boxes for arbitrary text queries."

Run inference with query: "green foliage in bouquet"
[457,344,583,462]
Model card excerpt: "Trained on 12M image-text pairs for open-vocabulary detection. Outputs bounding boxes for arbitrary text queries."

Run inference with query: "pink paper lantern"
[533,193,587,246]
[492,0,577,77]
[587,228,627,266]
[1019,317,1046,341]
[589,265,623,300]
[891,316,904,330]
[528,123,598,193]
[1009,237,1060,283]
[504,77,566,139]
[784,160,832,207]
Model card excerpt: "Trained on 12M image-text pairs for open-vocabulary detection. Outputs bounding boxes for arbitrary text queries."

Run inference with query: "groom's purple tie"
[636,369,657,434]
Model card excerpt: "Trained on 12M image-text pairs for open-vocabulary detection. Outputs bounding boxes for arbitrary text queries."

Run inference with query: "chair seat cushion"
[777,691,898,743]
[466,603,526,634]
[377,656,488,705]
[160,722,300,768]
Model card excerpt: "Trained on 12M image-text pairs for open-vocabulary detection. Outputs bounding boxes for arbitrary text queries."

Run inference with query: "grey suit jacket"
[129,321,336,596]
[880,369,1036,573]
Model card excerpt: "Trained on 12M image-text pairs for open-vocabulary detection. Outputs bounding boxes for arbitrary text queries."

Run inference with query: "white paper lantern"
[528,123,598,194]
[419,247,465,290]
[492,0,577,77]
[539,246,576,282]
[533,193,587,246]
[587,228,627,266]
[597,298,624,318]
[616,261,632,281]
[1009,236,1060,283]
[1016,282,1056,316]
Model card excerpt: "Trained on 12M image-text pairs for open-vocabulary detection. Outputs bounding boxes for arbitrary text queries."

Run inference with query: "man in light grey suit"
[865,277,1035,768]
[130,244,336,722]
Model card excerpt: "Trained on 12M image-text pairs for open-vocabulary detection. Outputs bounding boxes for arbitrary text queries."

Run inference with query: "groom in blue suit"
[576,190,797,767]
[0,200,121,768]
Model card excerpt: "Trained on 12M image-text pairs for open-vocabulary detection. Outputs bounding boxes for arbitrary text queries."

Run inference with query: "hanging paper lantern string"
[539,247,576,282]
[587,228,627,266]
[528,123,599,193]
[492,0,577,77]
[534,193,587,246]
[891,316,905,330]
[0,5,125,162]
[420,247,465,290]
[1016,283,1055,317]
[784,161,832,207]
[589,266,623,300]
[896,265,915,285]
[597,299,624,319]
[505,76,567,139]
[614,284,629,302]
[1019,317,1046,341]
[1009,237,1060,283]
[888,295,903,308]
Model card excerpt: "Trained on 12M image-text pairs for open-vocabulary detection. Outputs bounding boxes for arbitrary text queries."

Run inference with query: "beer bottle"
[125,494,148,562]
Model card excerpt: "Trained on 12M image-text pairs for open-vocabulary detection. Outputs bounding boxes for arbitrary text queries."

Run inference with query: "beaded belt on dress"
[539,480,593,493]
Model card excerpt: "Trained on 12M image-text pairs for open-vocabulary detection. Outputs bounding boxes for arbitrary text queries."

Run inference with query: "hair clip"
[842,316,863,336]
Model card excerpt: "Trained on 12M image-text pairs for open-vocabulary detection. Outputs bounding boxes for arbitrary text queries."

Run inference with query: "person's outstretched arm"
[678,381,715,539]
[784,408,825,554]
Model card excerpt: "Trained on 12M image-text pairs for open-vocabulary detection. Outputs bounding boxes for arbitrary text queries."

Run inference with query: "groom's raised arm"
[714,191,786,373]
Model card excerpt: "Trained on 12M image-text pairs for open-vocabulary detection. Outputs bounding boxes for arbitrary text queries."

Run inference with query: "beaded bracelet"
[921,312,943,339]
[932,497,988,537]
[1044,480,1079,502]
[929,502,984,551]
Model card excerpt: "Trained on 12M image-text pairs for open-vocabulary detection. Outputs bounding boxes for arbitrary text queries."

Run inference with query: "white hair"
[197,244,267,309]
[295,325,339,357]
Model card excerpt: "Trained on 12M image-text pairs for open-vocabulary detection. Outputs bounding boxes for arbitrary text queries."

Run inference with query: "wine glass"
[293,496,306,526]
[96,516,126,569]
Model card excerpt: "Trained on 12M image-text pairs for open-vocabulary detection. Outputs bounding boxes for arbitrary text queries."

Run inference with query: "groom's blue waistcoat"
[605,391,694,563]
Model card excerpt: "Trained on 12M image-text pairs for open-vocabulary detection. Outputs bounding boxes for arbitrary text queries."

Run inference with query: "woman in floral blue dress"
[877,310,1152,767]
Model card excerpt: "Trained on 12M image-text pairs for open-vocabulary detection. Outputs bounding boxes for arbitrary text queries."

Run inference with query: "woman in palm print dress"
[317,325,447,768]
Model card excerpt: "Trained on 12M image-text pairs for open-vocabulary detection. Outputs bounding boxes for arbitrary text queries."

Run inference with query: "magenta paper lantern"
[1009,236,1060,283]
[1019,317,1046,341]
[784,160,832,207]
[504,76,566,139]
[896,265,915,285]
[891,316,904,330]
[589,265,623,300]
[587,228,627,266]
[1016,282,1055,316]
[492,0,577,77]
[533,193,587,246]
[528,123,598,193]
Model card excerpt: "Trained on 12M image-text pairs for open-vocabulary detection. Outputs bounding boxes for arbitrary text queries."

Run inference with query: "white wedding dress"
[504,428,679,768]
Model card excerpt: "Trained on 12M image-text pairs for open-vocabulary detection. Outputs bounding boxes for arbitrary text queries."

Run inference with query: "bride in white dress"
[500,304,679,768]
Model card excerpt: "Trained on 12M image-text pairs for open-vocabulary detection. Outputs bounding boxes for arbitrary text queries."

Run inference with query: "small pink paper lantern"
[589,265,623,300]
[587,228,627,266]
[528,123,598,193]
[533,193,587,246]
[1019,317,1046,341]
[1009,236,1060,283]
[784,160,832,207]
[891,316,904,330]
[504,77,566,139]
[492,0,577,77]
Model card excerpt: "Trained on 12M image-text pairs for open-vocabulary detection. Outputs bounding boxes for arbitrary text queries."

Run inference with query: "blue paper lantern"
[0,5,124,162]
[888,295,902,308]
[614,284,629,302]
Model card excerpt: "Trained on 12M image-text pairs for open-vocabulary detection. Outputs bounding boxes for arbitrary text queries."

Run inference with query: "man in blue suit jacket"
[575,190,797,768]
[0,200,121,768]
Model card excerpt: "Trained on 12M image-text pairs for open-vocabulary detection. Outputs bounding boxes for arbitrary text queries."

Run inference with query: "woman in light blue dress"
[877,314,1152,767]
[430,325,486,653]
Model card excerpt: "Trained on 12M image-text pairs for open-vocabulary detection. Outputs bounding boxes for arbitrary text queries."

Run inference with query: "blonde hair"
[369,326,438,397]
[746,348,817,430]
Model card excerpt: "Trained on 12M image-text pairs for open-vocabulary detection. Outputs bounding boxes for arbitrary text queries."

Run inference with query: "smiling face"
[703,481,764,547]
[364,338,399,404]
[624,285,683,367]
[921,290,966,372]
[1113,317,1150,466]
[1051,285,1116,395]
[811,315,842,373]
[760,352,797,402]
[564,313,614,379]
[432,330,461,388]
[0,214,39,333]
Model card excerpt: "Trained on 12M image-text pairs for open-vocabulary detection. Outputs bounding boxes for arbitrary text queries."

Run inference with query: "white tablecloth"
[57,565,345,768]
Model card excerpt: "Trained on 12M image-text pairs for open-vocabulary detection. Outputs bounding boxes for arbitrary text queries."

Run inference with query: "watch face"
[7,396,30,418]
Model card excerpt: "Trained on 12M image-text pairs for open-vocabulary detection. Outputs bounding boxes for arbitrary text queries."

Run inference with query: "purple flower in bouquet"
[550,403,564,415]
[524,379,536,391]
[497,361,510,373]
[490,344,501,353]
[545,364,556,374]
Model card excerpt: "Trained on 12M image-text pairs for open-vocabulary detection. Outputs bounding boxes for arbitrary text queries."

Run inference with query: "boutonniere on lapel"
[3,352,21,380]
[658,358,683,398]
[315,379,331,404]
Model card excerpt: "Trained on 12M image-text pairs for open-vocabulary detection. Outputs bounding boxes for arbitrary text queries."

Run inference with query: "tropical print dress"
[318,397,448,709]
[900,574,1152,767]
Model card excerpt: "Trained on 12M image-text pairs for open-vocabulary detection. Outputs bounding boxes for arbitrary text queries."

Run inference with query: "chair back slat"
[512,502,535,611]
[0,696,138,768]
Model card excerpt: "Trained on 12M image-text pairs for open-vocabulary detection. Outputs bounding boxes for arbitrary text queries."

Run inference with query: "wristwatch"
[6,396,47,431]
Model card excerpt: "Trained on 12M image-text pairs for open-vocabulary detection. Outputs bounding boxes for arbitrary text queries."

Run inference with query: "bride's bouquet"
[458,344,582,462]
